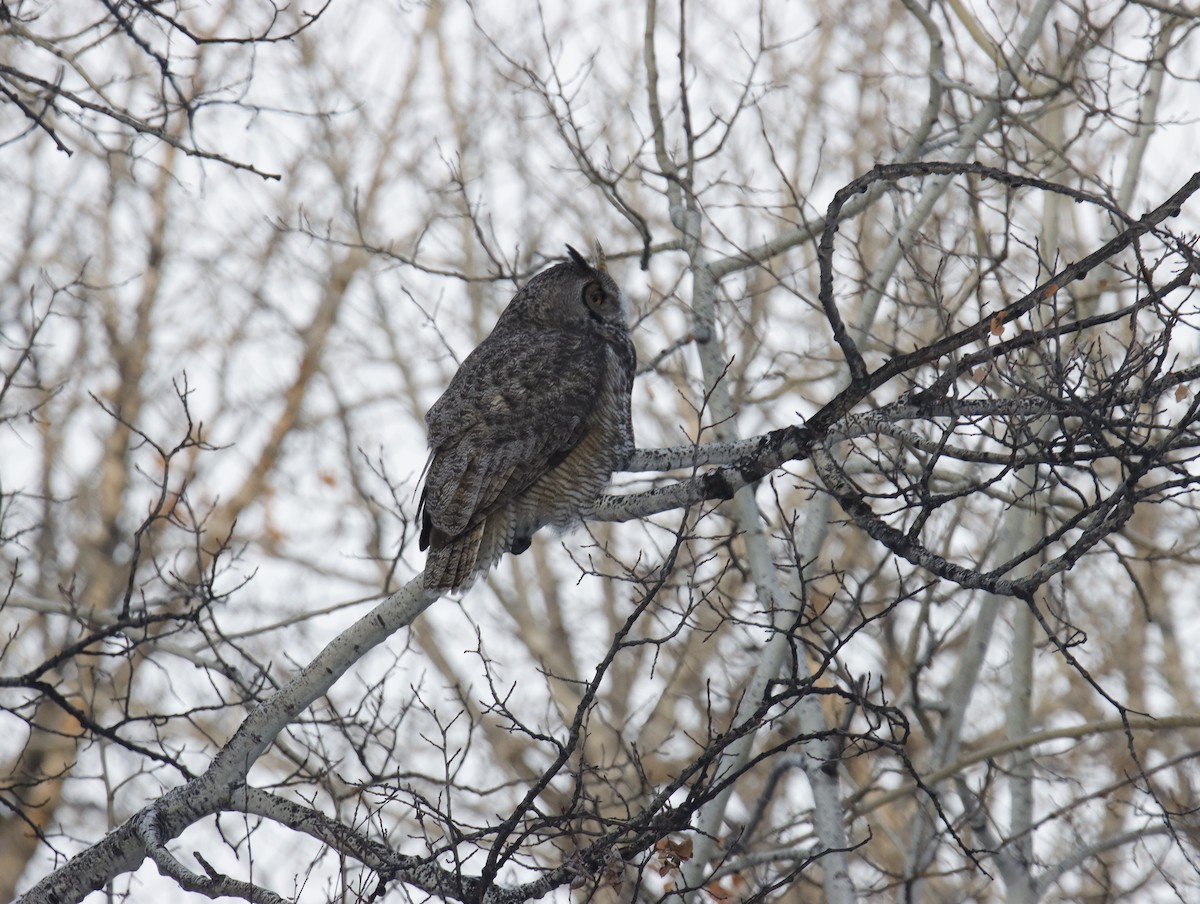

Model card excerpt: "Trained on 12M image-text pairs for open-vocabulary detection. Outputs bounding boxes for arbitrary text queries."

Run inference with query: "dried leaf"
[705,880,731,903]
[990,312,1005,336]
[1176,384,1189,402]
[599,847,625,889]
[654,835,694,874]
[705,872,747,903]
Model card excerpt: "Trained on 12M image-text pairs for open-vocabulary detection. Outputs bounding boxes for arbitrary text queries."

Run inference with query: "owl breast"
[512,341,633,535]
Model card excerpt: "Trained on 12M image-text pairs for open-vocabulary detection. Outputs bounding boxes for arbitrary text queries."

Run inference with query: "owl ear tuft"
[565,243,606,274]
[565,244,590,273]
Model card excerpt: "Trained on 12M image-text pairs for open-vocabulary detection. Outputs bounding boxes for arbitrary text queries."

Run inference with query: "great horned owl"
[418,245,636,592]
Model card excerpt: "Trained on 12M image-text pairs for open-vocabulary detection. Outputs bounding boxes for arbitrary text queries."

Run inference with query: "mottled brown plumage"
[418,246,635,592]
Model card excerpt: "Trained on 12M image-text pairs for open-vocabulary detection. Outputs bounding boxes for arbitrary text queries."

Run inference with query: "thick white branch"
[18,576,438,904]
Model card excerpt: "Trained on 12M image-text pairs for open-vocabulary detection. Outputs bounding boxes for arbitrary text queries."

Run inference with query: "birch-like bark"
[1000,20,1180,899]
[642,2,856,897]
[18,577,439,904]
[841,0,1064,895]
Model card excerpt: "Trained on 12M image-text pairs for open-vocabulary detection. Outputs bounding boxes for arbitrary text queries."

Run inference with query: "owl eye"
[582,282,606,314]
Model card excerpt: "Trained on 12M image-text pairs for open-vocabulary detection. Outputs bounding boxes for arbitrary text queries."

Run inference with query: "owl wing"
[419,324,607,546]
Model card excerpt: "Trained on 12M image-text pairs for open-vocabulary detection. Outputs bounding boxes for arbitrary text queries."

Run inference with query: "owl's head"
[503,244,630,330]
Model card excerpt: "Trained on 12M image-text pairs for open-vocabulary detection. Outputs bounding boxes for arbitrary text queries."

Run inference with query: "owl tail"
[423,524,484,593]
